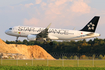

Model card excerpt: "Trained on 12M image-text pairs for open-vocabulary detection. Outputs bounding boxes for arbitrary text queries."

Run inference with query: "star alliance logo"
[87,22,95,30]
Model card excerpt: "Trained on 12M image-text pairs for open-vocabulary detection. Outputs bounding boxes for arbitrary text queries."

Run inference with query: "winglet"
[46,23,51,29]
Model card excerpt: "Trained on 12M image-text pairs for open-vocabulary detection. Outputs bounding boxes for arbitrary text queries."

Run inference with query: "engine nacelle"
[27,34,37,41]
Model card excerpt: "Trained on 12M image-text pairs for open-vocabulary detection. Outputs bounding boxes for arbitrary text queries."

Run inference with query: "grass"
[0,59,105,67]
[0,66,105,70]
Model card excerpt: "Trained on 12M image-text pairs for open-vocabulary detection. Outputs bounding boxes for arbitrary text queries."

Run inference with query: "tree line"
[5,38,105,55]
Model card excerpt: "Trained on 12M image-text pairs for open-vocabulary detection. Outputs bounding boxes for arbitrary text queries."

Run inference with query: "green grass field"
[0,66,105,70]
[0,59,105,67]
[0,60,105,70]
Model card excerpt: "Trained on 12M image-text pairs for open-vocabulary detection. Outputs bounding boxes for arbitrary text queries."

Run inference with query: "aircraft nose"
[5,30,9,34]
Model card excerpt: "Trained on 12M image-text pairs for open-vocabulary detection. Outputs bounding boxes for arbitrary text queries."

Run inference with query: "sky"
[0,0,105,41]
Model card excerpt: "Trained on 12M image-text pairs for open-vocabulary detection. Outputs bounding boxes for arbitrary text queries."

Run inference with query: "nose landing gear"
[15,36,19,47]
[16,36,19,42]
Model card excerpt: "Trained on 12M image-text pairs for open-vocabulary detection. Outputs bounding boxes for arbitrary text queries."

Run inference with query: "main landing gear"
[43,39,53,45]
[49,42,53,45]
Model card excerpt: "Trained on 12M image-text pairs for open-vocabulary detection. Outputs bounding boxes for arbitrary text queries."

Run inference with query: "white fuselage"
[5,26,100,40]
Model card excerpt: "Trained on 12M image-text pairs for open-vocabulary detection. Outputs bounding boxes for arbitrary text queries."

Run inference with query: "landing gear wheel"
[43,40,47,44]
[49,42,53,45]
[15,40,18,42]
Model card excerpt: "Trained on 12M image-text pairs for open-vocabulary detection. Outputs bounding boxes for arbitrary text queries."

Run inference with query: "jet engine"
[27,34,37,41]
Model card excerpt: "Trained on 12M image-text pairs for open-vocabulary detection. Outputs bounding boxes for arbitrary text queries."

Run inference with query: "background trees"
[5,38,105,56]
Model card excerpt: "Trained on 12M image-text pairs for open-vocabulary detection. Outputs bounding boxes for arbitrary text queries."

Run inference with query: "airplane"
[5,16,100,44]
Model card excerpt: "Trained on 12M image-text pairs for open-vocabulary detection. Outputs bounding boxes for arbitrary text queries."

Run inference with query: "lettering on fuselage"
[18,27,74,35]
[18,27,37,32]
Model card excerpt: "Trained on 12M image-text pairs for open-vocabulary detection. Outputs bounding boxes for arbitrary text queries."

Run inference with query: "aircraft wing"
[36,23,51,39]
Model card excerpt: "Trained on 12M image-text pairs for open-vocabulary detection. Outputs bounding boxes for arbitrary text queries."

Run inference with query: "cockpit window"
[9,28,12,30]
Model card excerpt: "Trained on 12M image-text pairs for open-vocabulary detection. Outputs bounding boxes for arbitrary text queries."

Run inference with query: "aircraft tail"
[80,16,100,32]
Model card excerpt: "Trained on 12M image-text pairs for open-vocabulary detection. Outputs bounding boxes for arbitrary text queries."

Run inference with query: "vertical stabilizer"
[80,16,100,32]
